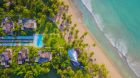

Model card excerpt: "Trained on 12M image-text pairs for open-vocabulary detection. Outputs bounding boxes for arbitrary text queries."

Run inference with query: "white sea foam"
[105,33,140,77]
[81,0,92,13]
[127,56,140,77]
[81,0,127,57]
[80,0,140,77]
[93,14,105,31]
[105,33,128,57]
[104,33,140,77]
[81,0,104,31]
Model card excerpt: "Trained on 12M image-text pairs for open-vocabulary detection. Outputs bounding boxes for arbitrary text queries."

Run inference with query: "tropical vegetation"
[0,0,108,78]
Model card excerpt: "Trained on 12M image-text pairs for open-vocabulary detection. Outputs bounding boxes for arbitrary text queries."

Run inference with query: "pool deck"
[0,34,43,47]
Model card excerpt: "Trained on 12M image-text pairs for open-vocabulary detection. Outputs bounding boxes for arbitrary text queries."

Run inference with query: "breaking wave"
[81,0,140,77]
[104,33,128,57]
[81,0,104,31]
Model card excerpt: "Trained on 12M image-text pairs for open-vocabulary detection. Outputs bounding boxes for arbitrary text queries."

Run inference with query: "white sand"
[63,0,123,78]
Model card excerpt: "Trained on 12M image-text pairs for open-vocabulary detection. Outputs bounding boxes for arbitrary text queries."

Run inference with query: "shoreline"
[63,0,123,78]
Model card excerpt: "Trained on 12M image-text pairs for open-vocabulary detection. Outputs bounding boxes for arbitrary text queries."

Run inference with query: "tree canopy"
[0,0,108,78]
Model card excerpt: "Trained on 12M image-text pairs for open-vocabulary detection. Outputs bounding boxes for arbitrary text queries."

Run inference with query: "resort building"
[35,51,52,64]
[0,17,43,47]
[0,49,12,67]
[0,17,14,35]
[18,18,37,30]
[17,48,29,64]
[68,48,84,68]
[0,48,53,68]
[68,48,80,67]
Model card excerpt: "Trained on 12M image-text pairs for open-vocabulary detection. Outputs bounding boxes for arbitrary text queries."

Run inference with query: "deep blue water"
[73,0,140,78]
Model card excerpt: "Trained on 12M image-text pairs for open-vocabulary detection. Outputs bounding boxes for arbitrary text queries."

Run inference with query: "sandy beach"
[63,0,123,78]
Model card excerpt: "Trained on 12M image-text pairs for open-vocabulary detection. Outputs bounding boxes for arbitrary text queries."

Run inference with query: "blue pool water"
[0,35,43,47]
[35,34,43,48]
[0,36,34,46]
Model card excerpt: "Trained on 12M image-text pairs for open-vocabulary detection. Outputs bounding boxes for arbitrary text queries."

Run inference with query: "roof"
[1,17,14,34]
[22,18,30,24]
[37,51,52,64]
[21,48,28,53]
[39,52,52,60]
[18,48,29,61]
[5,49,12,53]
[2,17,13,24]
[68,48,78,62]
[22,18,36,29]
[0,49,12,61]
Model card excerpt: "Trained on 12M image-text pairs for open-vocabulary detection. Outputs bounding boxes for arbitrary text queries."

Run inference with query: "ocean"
[73,0,140,78]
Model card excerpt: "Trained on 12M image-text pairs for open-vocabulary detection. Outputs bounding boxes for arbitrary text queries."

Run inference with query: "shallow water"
[73,0,140,78]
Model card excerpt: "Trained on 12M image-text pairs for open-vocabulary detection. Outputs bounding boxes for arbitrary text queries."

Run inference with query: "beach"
[63,0,123,78]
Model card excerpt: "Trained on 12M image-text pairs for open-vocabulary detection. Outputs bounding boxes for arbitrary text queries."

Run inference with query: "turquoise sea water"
[73,0,140,78]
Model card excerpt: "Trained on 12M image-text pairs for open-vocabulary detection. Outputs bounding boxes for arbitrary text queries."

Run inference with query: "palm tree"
[74,29,79,40]
[3,2,10,11]
[62,13,67,21]
[93,43,96,47]
[0,27,4,36]
[99,64,108,78]
[89,51,94,58]
[24,71,34,78]
[80,32,88,39]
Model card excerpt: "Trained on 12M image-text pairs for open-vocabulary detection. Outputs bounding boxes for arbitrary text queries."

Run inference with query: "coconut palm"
[0,0,109,77]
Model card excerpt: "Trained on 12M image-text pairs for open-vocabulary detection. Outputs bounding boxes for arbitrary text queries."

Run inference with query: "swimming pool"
[0,35,43,47]
[34,34,43,48]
